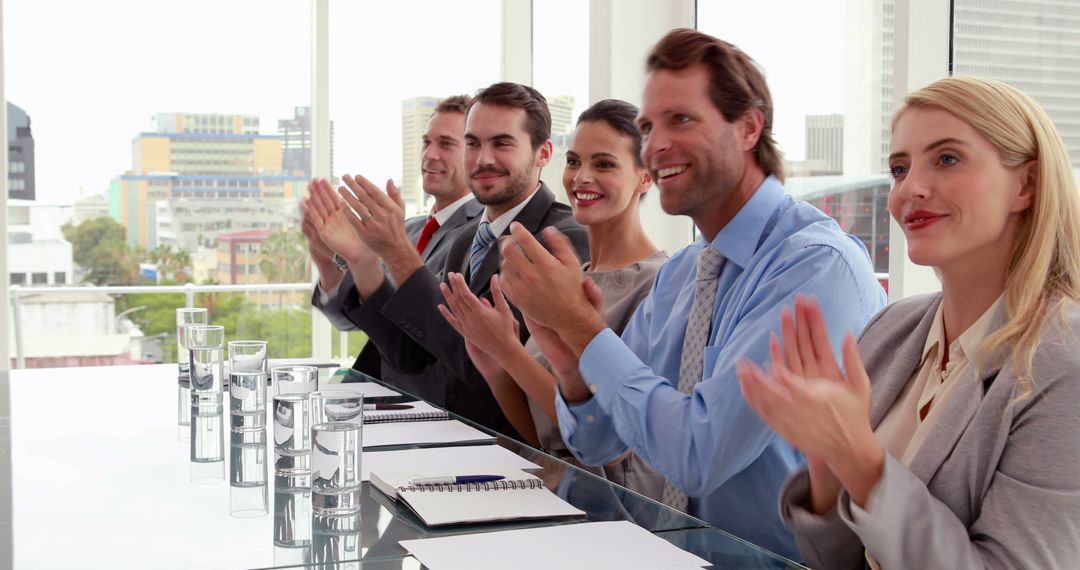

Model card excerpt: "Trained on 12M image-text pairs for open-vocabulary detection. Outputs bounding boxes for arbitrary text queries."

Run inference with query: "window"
[699,1,888,273]
[54,272,66,284]
[31,272,47,285]
[10,273,26,285]
[10,161,25,173]
[533,0,589,200]
[951,0,1080,165]
[329,0,501,217]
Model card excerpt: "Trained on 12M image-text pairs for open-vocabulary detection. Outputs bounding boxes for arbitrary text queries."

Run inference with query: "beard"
[469,165,533,206]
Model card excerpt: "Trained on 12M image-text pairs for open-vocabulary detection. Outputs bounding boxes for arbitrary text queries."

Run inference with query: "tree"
[173,249,192,282]
[258,230,309,283]
[62,217,133,285]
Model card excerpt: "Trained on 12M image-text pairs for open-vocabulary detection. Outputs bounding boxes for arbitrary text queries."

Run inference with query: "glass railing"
[7,282,365,369]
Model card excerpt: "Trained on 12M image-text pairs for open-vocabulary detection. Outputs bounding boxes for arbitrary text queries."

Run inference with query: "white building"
[8,199,75,286]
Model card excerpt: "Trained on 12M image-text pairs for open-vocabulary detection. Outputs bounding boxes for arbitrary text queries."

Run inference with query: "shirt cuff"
[578,327,632,407]
[779,467,847,532]
[317,281,342,306]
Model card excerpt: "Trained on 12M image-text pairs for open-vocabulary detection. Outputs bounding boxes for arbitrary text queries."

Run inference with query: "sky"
[4,0,844,208]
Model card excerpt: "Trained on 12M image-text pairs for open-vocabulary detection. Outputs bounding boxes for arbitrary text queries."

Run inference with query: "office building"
[849,0,1080,176]
[278,105,333,178]
[548,95,575,136]
[400,97,440,214]
[805,114,844,175]
[7,102,36,201]
[952,0,1080,165]
[111,111,307,250]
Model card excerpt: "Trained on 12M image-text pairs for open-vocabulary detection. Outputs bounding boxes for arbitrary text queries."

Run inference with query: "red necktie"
[415,216,440,254]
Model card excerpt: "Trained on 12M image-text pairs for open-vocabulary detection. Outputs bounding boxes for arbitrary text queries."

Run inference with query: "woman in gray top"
[439,99,670,500]
[737,77,1080,568]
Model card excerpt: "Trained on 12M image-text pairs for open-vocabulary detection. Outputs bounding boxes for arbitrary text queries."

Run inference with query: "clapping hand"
[306,178,378,271]
[735,295,883,510]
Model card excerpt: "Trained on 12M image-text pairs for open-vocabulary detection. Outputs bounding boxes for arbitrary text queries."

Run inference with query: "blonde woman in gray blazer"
[737,76,1080,569]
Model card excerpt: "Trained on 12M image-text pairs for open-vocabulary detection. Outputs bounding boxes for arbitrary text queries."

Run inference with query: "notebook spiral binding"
[398,479,546,493]
[364,410,450,424]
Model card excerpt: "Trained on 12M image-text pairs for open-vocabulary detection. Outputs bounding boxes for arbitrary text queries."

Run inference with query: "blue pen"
[409,474,506,485]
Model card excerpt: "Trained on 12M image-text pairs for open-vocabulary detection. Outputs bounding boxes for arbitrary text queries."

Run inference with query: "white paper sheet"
[327,381,402,398]
[363,419,495,449]
[401,521,712,570]
[362,445,540,481]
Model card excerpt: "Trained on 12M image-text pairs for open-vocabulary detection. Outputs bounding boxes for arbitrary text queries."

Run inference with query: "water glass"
[176,307,209,378]
[176,307,209,439]
[311,422,363,516]
[274,473,312,566]
[230,371,267,432]
[312,512,361,568]
[273,393,312,476]
[229,340,268,376]
[311,390,363,425]
[190,401,225,484]
[187,324,225,403]
[230,429,268,517]
[273,366,319,396]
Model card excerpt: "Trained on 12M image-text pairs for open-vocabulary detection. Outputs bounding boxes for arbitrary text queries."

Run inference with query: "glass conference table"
[10,364,803,569]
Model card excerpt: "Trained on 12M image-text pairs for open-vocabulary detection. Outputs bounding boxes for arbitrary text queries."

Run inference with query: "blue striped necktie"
[468,221,497,283]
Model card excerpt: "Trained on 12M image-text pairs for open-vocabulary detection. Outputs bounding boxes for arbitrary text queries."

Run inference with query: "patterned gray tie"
[468,221,497,284]
[660,246,725,512]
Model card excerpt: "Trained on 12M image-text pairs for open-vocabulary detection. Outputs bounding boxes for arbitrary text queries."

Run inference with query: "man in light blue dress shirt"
[497,29,886,560]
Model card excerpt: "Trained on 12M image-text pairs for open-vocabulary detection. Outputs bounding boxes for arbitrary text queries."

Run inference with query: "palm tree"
[150,244,176,280]
[173,249,192,282]
[258,230,309,283]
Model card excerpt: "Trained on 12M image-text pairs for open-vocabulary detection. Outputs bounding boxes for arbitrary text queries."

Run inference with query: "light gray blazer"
[779,293,1080,569]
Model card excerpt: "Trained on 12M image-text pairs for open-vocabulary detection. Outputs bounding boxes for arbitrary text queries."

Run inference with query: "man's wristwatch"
[334,255,349,272]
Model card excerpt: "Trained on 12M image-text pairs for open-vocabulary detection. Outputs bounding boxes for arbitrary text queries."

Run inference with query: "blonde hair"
[893,77,1080,395]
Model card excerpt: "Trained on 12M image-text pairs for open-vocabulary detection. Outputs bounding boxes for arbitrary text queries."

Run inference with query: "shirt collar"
[483,182,541,237]
[920,294,1003,366]
[430,193,474,226]
[706,175,785,268]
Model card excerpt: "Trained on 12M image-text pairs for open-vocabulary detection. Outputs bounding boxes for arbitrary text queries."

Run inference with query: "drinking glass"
[229,340,268,376]
[230,429,268,517]
[311,422,363,516]
[190,400,225,484]
[312,512,361,568]
[187,324,225,403]
[176,307,209,440]
[272,366,319,396]
[230,371,267,432]
[310,390,363,425]
[273,393,312,476]
[274,472,312,566]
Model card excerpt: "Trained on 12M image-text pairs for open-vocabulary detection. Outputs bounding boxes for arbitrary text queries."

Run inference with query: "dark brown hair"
[646,28,784,181]
[577,99,644,168]
[435,94,472,116]
[469,82,551,150]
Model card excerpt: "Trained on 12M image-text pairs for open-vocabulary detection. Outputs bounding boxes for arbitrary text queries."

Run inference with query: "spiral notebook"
[364,400,451,425]
[370,469,585,527]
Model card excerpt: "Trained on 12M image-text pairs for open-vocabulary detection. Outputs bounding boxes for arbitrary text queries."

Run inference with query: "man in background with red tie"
[303,95,483,398]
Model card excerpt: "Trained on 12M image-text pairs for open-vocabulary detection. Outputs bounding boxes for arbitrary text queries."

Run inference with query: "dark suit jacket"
[341,183,589,437]
[311,198,483,379]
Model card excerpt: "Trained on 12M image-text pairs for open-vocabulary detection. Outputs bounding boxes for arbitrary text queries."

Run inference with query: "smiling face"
[464,102,550,211]
[888,106,1033,275]
[636,64,758,237]
[420,111,468,203]
[562,120,649,227]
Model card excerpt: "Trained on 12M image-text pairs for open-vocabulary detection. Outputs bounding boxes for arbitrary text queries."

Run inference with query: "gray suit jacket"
[779,293,1080,569]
